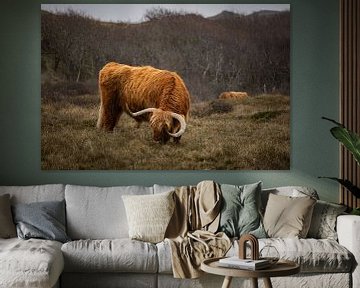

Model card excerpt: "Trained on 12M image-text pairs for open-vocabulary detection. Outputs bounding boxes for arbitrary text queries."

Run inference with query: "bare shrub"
[251,110,283,122]
[193,100,234,117]
[42,81,97,101]
[41,9,290,101]
[210,100,234,114]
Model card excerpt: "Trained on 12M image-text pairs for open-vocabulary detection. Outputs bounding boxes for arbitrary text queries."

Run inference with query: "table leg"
[263,277,273,288]
[251,278,258,288]
[221,276,233,288]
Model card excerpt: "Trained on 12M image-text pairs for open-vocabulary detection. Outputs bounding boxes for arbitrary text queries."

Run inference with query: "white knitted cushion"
[122,191,175,243]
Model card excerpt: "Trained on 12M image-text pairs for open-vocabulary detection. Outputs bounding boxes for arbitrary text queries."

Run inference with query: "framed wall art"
[41,4,290,170]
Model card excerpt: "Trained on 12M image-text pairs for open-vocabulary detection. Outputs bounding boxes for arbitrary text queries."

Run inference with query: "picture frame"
[41,4,290,170]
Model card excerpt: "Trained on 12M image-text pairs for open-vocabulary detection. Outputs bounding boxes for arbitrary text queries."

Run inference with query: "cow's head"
[127,107,186,144]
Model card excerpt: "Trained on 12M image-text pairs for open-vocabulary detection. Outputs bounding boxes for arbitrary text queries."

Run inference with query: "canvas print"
[41,4,290,170]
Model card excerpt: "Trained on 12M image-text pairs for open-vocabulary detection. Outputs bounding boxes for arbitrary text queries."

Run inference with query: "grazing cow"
[218,91,248,100]
[97,62,190,144]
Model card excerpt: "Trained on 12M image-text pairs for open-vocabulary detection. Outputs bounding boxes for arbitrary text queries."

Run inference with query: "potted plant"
[320,117,360,215]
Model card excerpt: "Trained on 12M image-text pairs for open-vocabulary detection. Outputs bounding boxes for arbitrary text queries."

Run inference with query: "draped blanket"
[165,181,231,278]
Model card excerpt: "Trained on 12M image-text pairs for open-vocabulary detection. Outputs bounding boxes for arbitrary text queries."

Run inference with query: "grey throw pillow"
[307,200,347,240]
[218,182,266,238]
[12,200,70,243]
[0,194,17,238]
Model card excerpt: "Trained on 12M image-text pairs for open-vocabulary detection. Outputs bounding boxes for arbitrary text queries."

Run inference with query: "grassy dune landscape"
[41,93,290,170]
[41,7,290,170]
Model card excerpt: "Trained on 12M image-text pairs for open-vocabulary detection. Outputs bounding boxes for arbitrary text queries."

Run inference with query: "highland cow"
[97,62,190,144]
[218,91,248,100]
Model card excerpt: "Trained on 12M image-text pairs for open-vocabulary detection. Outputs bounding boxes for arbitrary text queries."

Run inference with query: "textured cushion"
[0,238,64,288]
[263,193,316,238]
[12,200,70,243]
[218,182,266,238]
[61,239,158,273]
[307,200,347,240]
[65,185,153,239]
[122,191,175,243]
[0,194,16,238]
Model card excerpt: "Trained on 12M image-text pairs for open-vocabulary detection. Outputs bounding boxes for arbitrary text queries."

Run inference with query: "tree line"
[41,8,290,102]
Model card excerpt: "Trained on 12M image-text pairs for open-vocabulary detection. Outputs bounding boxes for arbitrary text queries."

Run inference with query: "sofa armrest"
[337,215,360,288]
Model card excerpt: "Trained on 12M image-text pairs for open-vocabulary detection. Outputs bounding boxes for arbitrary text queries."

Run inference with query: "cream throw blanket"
[165,181,231,278]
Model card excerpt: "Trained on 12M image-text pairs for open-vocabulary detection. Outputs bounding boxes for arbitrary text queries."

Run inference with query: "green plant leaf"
[330,127,360,165]
[322,117,360,165]
[319,177,360,198]
[351,208,360,215]
[322,117,344,127]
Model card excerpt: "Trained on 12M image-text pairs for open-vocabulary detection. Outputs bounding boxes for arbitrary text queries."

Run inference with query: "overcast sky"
[41,4,290,23]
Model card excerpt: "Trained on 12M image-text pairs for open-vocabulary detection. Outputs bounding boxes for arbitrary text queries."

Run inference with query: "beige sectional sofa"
[0,184,359,288]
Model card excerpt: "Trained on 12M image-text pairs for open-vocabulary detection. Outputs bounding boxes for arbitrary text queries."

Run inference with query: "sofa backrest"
[153,184,176,194]
[0,184,65,204]
[261,186,319,212]
[154,184,319,211]
[65,184,153,239]
[0,184,320,240]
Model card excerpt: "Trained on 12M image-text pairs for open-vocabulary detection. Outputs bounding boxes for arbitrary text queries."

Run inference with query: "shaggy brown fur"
[97,62,190,143]
[218,91,248,100]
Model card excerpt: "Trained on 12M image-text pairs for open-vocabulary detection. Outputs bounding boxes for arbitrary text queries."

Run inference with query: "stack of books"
[218,257,271,270]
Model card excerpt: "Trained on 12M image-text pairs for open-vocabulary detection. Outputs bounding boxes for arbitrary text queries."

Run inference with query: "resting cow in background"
[97,62,190,144]
[218,91,248,100]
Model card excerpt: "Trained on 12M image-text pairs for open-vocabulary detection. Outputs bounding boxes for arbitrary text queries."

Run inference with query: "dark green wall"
[0,0,340,202]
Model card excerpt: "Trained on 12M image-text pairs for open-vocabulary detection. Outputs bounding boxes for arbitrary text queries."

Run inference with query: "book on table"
[218,257,271,270]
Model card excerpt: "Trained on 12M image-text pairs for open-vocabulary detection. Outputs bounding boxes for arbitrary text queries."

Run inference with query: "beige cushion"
[0,194,16,238]
[122,191,175,243]
[263,193,316,238]
[261,186,319,213]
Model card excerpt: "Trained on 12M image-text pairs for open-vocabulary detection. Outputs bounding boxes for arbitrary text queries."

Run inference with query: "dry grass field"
[41,94,290,170]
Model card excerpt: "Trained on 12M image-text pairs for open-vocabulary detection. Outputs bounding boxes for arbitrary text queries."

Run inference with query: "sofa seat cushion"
[62,239,158,273]
[230,238,353,273]
[157,238,354,274]
[0,238,64,288]
[260,238,353,272]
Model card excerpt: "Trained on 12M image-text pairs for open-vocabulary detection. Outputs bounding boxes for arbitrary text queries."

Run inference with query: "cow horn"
[127,106,158,117]
[168,112,187,138]
[127,105,186,138]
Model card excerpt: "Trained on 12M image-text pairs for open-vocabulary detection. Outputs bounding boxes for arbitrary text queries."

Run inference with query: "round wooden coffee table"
[201,257,300,288]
